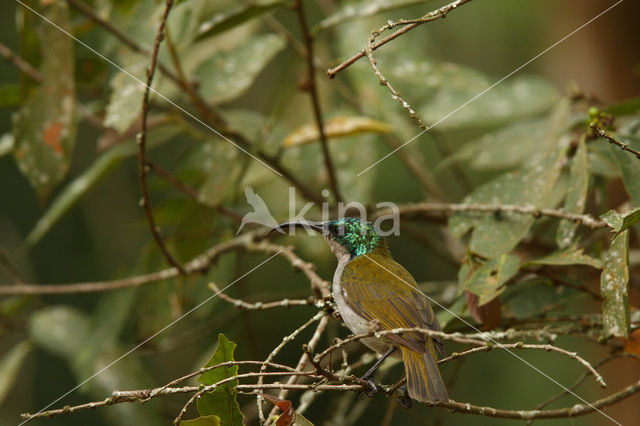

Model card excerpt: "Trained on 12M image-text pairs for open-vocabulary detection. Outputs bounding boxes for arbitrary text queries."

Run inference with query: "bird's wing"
[340,254,443,354]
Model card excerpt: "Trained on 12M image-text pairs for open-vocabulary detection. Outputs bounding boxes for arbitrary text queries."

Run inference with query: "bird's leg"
[397,384,413,409]
[359,347,396,398]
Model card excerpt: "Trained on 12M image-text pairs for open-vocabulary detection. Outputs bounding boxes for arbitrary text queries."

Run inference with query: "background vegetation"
[0,0,639,425]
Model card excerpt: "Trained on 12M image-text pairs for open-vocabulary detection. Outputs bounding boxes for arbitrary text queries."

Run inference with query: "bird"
[271,217,448,404]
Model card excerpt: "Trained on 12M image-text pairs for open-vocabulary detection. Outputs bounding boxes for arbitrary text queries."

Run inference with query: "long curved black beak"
[269,220,327,235]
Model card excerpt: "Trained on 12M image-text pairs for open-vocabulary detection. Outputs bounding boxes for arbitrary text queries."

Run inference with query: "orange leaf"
[259,394,295,426]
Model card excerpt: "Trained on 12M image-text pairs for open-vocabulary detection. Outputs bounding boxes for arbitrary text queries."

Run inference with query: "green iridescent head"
[325,218,381,257]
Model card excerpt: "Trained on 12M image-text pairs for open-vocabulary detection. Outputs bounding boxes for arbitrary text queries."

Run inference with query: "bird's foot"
[357,378,378,399]
[397,385,412,409]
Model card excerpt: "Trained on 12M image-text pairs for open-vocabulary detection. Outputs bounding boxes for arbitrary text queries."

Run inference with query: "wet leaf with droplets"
[449,146,568,258]
[103,54,148,133]
[600,209,640,238]
[600,231,630,338]
[195,33,285,104]
[526,246,602,269]
[556,138,590,248]
[196,0,286,41]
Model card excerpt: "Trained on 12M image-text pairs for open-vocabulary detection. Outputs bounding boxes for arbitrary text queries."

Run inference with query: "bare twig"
[439,343,606,388]
[22,376,640,422]
[208,281,321,311]
[137,0,185,274]
[0,231,260,295]
[384,202,608,229]
[265,314,332,424]
[0,234,333,296]
[327,0,474,78]
[294,0,342,203]
[245,241,331,298]
[590,122,640,160]
[530,352,640,421]
[316,328,606,388]
[0,41,41,81]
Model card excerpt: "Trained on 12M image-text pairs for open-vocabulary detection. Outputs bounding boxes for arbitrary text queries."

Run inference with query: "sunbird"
[272,217,448,404]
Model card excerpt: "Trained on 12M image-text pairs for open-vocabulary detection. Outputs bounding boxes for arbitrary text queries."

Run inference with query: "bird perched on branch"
[271,218,448,404]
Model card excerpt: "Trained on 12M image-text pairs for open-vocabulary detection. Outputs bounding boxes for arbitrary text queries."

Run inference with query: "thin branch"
[66,0,323,206]
[316,328,606,388]
[0,41,40,81]
[384,202,608,229]
[327,0,474,78]
[256,312,326,423]
[590,122,640,160]
[245,241,331,298]
[137,0,185,273]
[265,314,331,424]
[0,231,260,295]
[22,377,640,422]
[294,0,342,203]
[0,234,332,297]
[175,371,323,424]
[439,343,606,388]
[529,352,640,424]
[208,281,321,311]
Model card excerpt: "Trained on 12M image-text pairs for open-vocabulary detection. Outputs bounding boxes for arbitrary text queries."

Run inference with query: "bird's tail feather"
[401,343,448,402]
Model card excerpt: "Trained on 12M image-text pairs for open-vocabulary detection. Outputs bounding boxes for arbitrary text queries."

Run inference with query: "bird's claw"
[397,385,412,409]
[357,378,378,399]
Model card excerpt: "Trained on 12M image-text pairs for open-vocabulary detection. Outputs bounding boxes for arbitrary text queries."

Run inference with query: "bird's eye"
[330,224,345,236]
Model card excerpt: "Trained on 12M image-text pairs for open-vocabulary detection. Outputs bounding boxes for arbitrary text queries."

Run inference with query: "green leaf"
[436,295,466,328]
[23,123,179,249]
[600,231,630,337]
[611,135,640,207]
[13,2,76,201]
[293,413,316,426]
[434,119,547,173]
[382,51,558,130]
[418,75,558,130]
[556,138,589,248]
[503,278,582,319]
[0,340,32,404]
[463,254,520,305]
[0,84,20,108]
[197,334,244,425]
[526,246,602,269]
[449,147,567,257]
[314,0,427,33]
[180,415,222,426]
[195,33,285,104]
[196,0,286,41]
[166,0,206,48]
[29,306,89,358]
[604,97,640,116]
[282,116,392,147]
[103,55,147,133]
[600,209,640,238]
